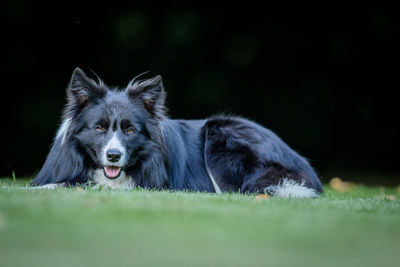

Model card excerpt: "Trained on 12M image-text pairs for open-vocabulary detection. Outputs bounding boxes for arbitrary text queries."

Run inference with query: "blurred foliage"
[1,2,399,182]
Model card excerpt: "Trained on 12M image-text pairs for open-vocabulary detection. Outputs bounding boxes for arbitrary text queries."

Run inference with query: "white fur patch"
[33,183,63,189]
[205,165,222,194]
[55,117,72,145]
[266,179,318,198]
[203,136,222,194]
[92,169,135,189]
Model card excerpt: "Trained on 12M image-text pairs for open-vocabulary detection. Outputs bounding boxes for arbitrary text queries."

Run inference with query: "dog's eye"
[95,125,105,132]
[125,127,136,134]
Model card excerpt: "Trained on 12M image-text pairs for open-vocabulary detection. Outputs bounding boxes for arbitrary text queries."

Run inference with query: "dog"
[32,68,323,197]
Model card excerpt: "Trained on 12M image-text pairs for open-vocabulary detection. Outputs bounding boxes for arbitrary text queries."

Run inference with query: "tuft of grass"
[0,178,399,267]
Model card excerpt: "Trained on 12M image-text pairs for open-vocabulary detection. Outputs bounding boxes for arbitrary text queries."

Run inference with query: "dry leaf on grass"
[329,177,356,192]
[76,187,84,192]
[375,195,397,201]
[255,194,270,200]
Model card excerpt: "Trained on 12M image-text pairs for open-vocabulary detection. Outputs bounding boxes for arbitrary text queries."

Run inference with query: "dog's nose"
[106,149,121,162]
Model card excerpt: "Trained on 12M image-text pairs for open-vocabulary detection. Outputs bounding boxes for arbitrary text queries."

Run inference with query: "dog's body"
[33,68,322,197]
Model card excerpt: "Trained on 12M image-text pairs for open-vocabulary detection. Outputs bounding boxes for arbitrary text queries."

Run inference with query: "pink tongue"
[104,166,121,178]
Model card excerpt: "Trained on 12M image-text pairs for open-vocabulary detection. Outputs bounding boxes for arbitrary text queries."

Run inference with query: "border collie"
[32,68,323,198]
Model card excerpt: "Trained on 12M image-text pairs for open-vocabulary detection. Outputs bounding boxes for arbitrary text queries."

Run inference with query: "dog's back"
[158,116,322,196]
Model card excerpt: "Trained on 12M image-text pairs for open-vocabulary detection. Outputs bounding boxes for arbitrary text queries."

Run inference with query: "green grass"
[0,179,399,267]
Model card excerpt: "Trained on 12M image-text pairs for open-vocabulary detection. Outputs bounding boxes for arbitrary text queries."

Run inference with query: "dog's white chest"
[92,169,135,189]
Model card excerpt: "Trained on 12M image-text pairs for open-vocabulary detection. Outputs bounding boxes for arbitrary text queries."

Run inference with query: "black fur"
[32,68,323,196]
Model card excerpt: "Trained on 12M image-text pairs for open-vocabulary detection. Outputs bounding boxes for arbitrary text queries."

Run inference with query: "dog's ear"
[67,67,106,108]
[126,75,167,118]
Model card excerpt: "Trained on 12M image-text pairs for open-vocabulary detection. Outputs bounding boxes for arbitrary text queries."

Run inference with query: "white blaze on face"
[101,133,126,166]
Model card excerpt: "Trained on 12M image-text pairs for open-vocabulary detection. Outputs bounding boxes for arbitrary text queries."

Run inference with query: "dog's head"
[63,68,166,181]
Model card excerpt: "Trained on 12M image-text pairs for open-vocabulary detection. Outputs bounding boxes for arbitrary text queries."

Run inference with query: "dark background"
[1,2,399,184]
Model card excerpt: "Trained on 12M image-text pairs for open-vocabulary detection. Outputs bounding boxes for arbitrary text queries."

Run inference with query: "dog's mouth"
[103,166,122,179]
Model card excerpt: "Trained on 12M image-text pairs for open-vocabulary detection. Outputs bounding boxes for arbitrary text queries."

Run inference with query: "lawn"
[0,179,399,267]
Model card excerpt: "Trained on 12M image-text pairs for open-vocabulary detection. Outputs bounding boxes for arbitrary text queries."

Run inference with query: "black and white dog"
[32,68,323,197]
